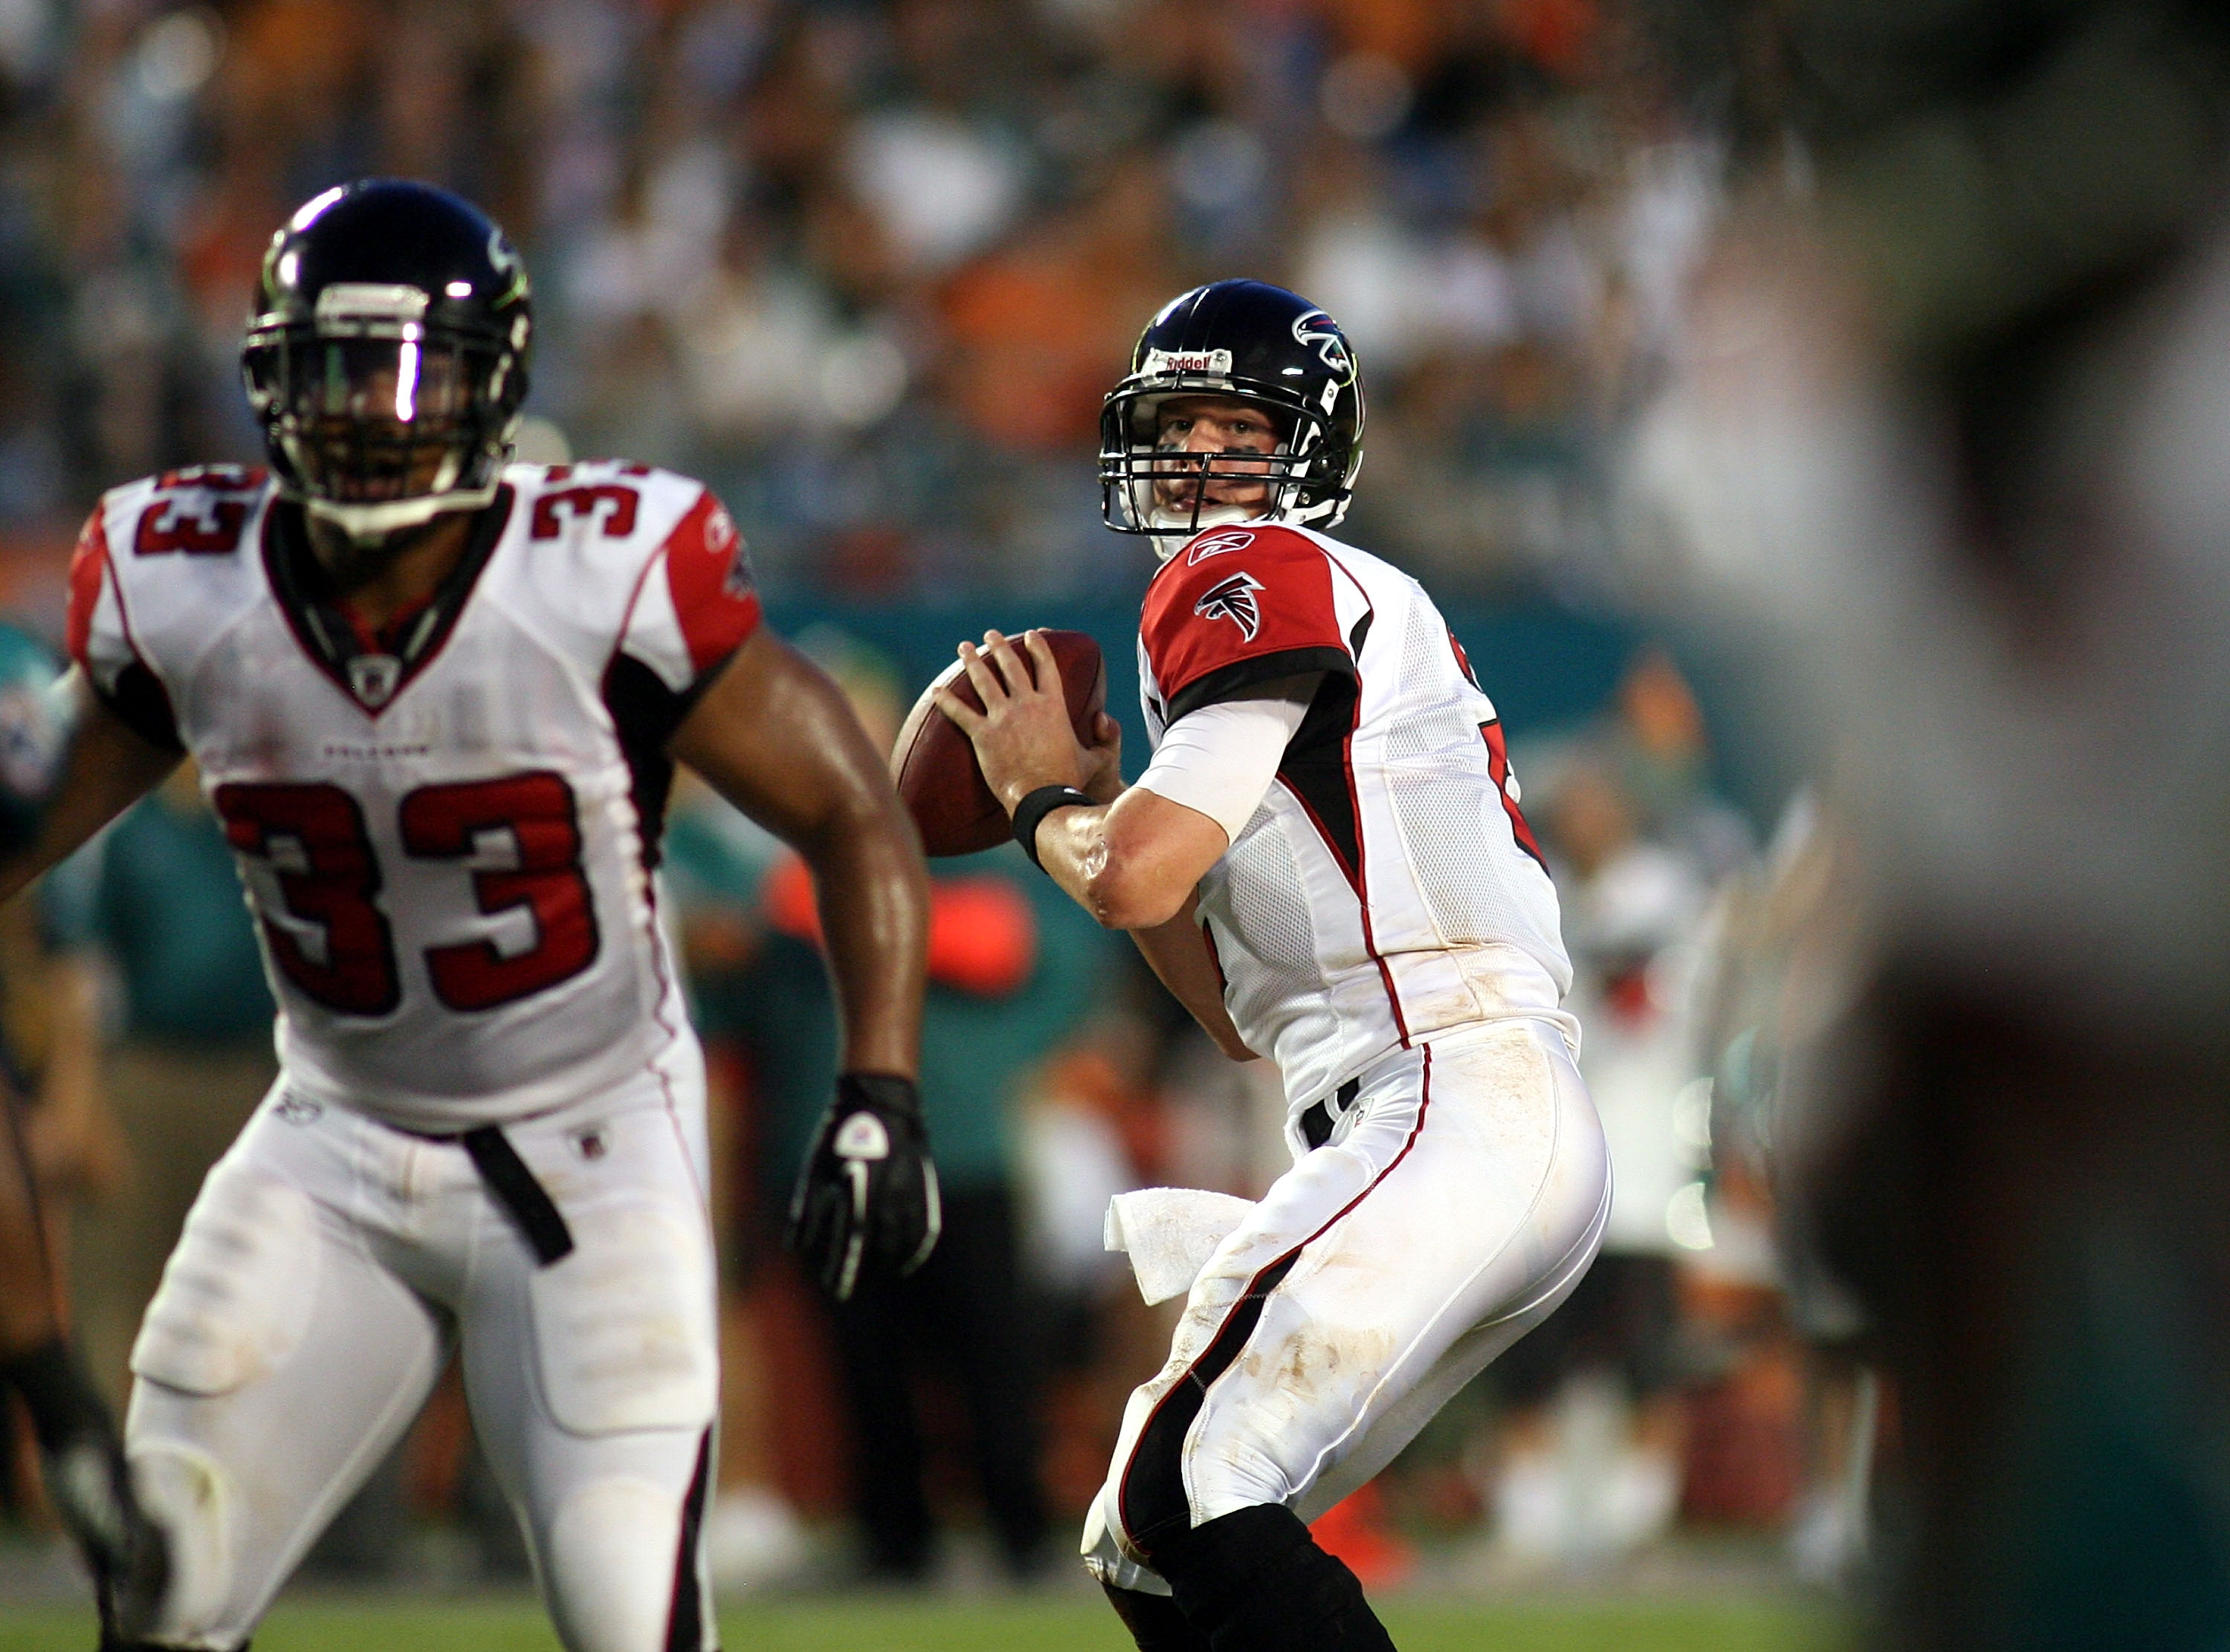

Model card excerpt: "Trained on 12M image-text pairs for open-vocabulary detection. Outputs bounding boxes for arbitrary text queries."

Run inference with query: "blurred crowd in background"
[19,0,2230,1634]
[0,0,1732,609]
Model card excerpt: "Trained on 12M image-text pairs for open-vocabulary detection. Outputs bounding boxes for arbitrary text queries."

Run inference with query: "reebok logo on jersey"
[1195,571,1266,641]
[1186,529,1255,565]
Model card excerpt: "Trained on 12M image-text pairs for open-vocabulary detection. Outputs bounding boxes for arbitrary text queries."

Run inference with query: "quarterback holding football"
[939,280,1610,1650]
[0,181,937,1652]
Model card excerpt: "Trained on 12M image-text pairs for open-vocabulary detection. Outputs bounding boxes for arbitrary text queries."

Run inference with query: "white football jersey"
[1138,522,1574,1108]
[68,460,762,1131]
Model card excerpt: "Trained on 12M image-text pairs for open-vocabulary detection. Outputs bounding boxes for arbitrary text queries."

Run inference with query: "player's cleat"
[1153,1504,1394,1652]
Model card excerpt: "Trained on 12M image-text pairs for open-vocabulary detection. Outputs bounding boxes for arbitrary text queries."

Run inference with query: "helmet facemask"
[1101,372,1357,557]
[243,282,525,547]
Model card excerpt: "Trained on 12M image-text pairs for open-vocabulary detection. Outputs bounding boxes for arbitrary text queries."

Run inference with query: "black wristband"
[838,1072,922,1118]
[1011,785,1095,869]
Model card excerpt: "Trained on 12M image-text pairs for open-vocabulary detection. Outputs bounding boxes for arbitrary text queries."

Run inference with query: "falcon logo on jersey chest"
[1195,571,1266,641]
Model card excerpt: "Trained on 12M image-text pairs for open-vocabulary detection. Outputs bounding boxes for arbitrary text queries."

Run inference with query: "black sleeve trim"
[99,660,184,754]
[676,639,746,714]
[1277,673,1363,880]
[1164,646,1355,725]
[601,654,686,869]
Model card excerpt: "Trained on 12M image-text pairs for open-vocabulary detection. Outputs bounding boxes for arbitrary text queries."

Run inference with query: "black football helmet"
[242,180,531,543]
[1100,279,1364,545]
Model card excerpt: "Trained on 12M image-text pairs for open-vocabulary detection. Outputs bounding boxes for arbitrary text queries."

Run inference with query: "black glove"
[0,1338,170,1636]
[785,1072,941,1300]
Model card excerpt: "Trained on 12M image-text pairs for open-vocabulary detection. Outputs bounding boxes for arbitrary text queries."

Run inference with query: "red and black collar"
[262,488,513,714]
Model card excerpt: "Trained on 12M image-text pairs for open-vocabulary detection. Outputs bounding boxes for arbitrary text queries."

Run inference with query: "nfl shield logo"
[348,652,402,709]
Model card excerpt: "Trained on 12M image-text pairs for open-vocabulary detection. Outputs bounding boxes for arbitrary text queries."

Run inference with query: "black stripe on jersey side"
[1342,688,1410,1048]
[665,1428,714,1652]
[1272,671,1363,881]
[1200,915,1231,997]
[261,488,514,715]
[1304,544,1409,1043]
[602,658,682,870]
[1164,646,1354,726]
[601,643,742,871]
[86,534,187,751]
[1116,1046,1438,1557]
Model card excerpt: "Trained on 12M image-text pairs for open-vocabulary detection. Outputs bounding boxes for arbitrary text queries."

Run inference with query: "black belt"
[1299,1078,1363,1150]
[459,1126,575,1266]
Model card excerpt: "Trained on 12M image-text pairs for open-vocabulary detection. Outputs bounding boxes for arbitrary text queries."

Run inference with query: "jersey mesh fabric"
[1383,600,1536,949]
[1213,809,1325,1024]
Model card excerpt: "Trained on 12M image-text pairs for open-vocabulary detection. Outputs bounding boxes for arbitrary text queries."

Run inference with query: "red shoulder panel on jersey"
[65,505,109,670]
[662,488,761,676]
[1143,524,1354,722]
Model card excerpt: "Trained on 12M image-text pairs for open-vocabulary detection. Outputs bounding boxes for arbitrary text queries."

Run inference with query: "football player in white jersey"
[0,181,939,1652]
[938,280,1610,1650]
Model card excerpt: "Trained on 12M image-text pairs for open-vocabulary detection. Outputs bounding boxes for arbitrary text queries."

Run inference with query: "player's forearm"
[798,801,930,1079]
[1130,896,1255,1060]
[0,673,179,907]
[1036,785,1226,930]
[670,631,931,1073]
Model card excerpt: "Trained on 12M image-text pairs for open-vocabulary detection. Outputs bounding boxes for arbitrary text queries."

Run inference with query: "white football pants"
[122,1069,720,1652]
[1084,1017,1609,1592]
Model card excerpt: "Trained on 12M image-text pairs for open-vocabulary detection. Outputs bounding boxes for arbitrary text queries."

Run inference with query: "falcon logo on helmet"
[1195,572,1266,641]
[1293,310,1356,385]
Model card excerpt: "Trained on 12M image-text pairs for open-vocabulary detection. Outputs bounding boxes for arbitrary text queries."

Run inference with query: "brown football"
[891,629,1108,857]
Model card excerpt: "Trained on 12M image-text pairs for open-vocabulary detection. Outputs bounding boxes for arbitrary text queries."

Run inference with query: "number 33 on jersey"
[66,460,759,1133]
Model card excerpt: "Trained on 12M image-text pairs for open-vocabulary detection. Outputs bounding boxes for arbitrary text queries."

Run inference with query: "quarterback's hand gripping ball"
[785,1072,941,1301]
[892,628,1106,855]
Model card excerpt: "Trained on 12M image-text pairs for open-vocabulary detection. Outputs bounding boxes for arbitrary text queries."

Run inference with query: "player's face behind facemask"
[1103,386,1326,554]
[247,329,499,587]
[279,338,479,507]
[1147,395,1287,516]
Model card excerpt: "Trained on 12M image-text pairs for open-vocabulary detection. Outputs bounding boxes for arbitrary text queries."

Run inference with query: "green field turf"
[0,1596,1849,1652]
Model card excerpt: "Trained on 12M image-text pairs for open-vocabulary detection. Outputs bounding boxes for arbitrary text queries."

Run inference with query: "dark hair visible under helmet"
[241,179,531,543]
[1099,279,1364,542]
